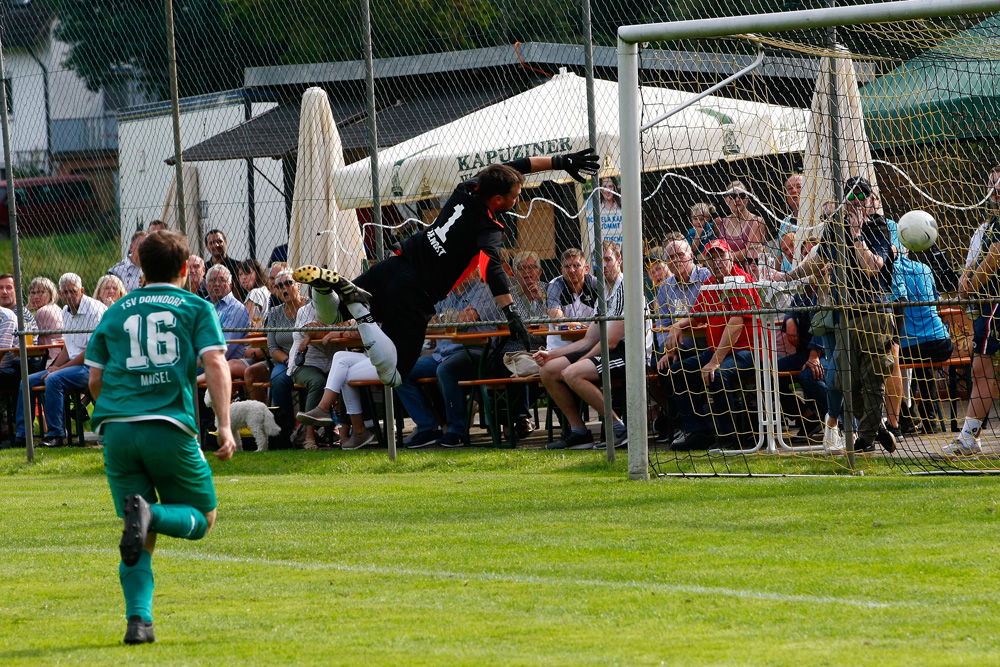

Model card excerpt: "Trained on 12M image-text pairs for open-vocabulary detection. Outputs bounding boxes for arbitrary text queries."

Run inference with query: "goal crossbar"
[617,0,1000,480]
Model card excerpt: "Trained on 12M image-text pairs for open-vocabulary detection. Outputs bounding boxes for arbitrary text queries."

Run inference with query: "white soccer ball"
[897,210,938,252]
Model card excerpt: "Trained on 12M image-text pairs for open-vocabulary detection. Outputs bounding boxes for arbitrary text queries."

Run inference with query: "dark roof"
[1,0,53,49]
[169,82,530,164]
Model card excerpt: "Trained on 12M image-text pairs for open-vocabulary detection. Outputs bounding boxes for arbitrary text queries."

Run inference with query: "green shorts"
[103,419,217,518]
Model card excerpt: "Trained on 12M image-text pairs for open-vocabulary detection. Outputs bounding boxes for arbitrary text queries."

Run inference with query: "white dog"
[204,392,282,452]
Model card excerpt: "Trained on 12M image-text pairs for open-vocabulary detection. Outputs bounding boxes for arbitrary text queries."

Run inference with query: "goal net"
[621,5,1000,476]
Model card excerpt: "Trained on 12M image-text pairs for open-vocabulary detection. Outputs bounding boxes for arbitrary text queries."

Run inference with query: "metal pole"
[0,36,34,462]
[165,0,186,235]
[245,94,256,259]
[580,0,614,460]
[361,0,395,460]
[619,0,1000,43]
[618,39,649,480]
[826,32,855,468]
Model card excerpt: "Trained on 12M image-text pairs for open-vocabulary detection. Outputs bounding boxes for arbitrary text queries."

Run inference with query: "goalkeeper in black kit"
[294,148,600,386]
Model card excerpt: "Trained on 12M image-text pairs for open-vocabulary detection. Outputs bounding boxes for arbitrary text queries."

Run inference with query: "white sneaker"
[823,419,844,453]
[931,438,982,461]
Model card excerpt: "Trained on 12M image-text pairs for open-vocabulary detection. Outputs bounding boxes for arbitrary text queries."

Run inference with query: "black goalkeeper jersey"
[397,161,531,303]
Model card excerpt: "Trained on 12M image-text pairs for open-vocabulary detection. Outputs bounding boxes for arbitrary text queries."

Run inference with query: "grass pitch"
[2,448,999,666]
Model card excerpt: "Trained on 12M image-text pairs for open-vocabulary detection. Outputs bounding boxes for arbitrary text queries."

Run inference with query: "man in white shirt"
[107,230,147,293]
[13,272,107,447]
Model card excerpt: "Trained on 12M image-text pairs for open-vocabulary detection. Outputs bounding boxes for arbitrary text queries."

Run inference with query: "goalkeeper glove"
[552,148,600,183]
[501,303,533,351]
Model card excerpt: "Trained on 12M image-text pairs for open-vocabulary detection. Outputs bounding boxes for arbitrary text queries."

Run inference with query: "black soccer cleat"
[292,265,337,294]
[120,494,153,567]
[123,615,156,645]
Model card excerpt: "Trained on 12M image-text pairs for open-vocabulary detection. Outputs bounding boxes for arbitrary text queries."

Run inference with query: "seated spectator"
[778,231,796,273]
[13,273,107,447]
[205,229,246,301]
[107,230,146,293]
[204,265,250,381]
[661,239,759,451]
[266,261,289,310]
[289,300,340,448]
[395,271,501,449]
[650,238,712,441]
[644,246,672,303]
[245,269,302,432]
[27,276,63,362]
[511,250,547,318]
[237,258,270,328]
[687,202,718,258]
[94,274,127,307]
[186,255,208,298]
[297,349,379,451]
[898,255,954,432]
[546,248,600,350]
[0,274,43,383]
[777,284,828,440]
[535,241,638,450]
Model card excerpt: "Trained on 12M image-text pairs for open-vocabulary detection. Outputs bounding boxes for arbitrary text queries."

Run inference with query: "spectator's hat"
[844,176,873,199]
[703,239,732,255]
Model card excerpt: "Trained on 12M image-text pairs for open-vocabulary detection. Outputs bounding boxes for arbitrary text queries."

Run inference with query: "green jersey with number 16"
[85,283,227,437]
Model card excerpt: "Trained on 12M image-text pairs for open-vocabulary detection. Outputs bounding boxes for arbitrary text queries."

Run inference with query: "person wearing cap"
[661,239,760,451]
[782,175,898,455]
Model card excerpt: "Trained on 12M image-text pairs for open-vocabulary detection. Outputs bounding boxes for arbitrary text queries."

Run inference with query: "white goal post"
[617,0,1000,480]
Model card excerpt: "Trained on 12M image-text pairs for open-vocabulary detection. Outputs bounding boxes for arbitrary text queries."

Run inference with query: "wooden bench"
[346,377,439,447]
[457,376,543,448]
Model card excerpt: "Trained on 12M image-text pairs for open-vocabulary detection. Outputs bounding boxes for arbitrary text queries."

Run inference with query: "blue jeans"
[668,349,754,437]
[269,362,293,429]
[395,354,443,434]
[437,348,482,437]
[16,365,91,439]
[777,351,828,418]
[819,332,844,421]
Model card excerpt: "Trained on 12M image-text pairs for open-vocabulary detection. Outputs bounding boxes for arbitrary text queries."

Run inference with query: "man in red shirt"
[660,239,759,450]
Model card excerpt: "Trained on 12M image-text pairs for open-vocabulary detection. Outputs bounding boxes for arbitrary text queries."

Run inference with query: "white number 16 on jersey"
[124,312,180,369]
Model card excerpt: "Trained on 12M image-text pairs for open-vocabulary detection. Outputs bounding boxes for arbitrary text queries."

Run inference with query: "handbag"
[503,350,541,378]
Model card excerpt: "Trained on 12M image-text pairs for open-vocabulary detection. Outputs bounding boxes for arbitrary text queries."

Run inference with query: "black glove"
[501,303,533,351]
[552,148,600,183]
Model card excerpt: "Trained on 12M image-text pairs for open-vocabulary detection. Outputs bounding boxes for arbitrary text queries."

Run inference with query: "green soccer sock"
[119,550,154,623]
[150,503,208,540]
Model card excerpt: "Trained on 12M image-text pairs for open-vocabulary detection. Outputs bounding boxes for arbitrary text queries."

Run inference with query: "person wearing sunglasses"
[718,179,768,278]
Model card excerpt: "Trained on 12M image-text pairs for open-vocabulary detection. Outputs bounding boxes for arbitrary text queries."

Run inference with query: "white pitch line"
[4,546,909,610]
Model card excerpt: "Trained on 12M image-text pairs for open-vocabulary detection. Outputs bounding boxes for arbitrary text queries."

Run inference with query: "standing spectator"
[107,230,147,293]
[686,203,718,258]
[204,229,246,301]
[535,241,636,450]
[783,176,897,455]
[545,248,600,350]
[717,180,768,277]
[186,255,208,299]
[94,274,127,307]
[146,219,166,232]
[237,259,270,329]
[13,273,107,447]
[204,265,249,380]
[938,165,1000,458]
[27,276,63,361]
[661,240,759,451]
[779,173,804,238]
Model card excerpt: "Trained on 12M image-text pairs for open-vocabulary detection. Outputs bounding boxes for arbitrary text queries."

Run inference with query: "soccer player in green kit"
[85,230,236,645]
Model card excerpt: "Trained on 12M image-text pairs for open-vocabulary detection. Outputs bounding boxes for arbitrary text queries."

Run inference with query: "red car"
[0,175,100,237]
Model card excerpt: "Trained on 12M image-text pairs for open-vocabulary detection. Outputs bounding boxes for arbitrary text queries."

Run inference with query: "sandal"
[303,439,318,451]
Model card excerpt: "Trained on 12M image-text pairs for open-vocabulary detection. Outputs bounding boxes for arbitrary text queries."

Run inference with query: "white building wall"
[118,93,285,263]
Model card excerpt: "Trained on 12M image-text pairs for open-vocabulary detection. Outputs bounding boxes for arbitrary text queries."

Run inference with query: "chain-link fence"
[2,0,999,474]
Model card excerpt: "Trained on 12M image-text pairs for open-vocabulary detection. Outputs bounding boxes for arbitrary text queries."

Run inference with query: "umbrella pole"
[361,0,396,460]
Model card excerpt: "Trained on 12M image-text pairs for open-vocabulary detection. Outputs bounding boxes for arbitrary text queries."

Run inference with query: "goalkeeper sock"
[312,290,343,325]
[959,418,983,445]
[120,550,154,623]
[150,504,208,540]
[344,303,402,387]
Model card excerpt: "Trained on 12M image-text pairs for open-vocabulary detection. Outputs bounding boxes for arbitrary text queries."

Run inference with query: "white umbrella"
[796,48,882,253]
[331,70,809,209]
[160,164,203,257]
[289,87,365,279]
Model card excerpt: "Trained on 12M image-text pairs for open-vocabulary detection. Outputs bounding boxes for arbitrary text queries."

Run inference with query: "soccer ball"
[897,210,938,252]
